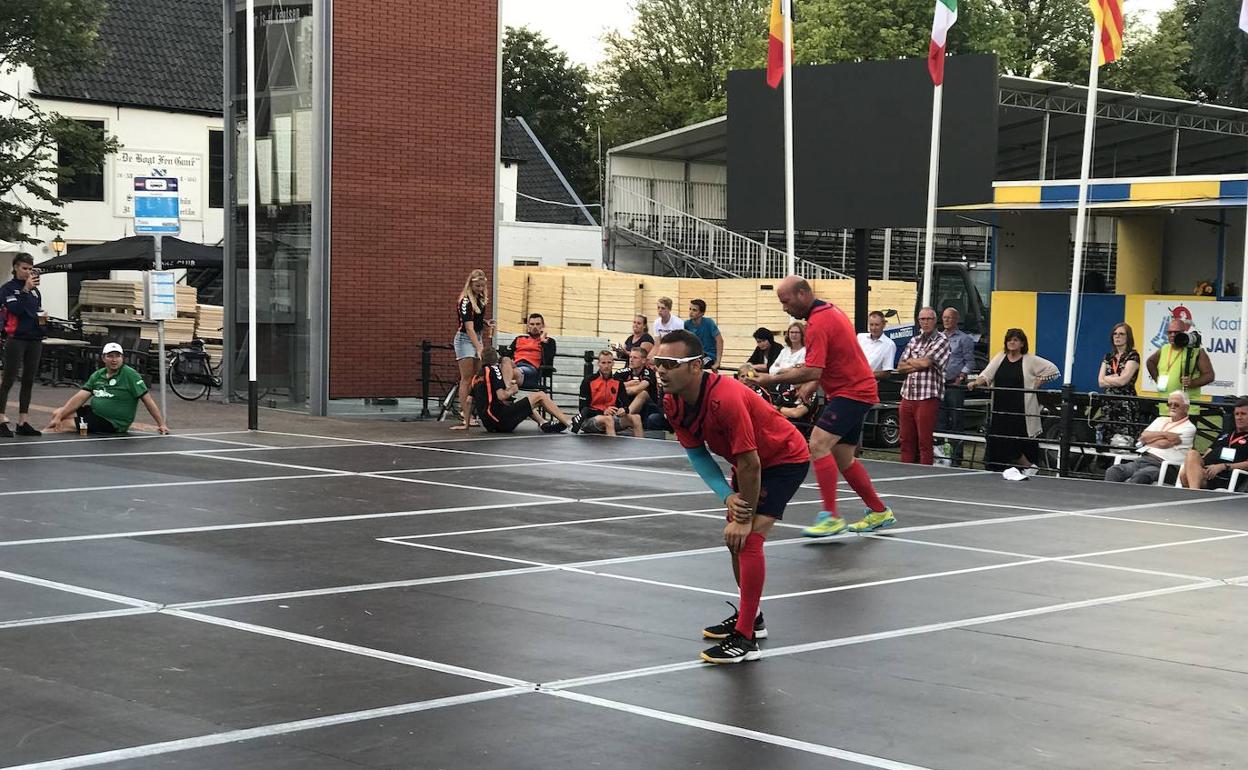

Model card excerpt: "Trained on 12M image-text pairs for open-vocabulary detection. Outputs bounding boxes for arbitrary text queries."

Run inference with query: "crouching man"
[46,342,169,435]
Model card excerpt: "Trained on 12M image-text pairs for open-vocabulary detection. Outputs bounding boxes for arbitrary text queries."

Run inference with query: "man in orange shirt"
[501,313,556,392]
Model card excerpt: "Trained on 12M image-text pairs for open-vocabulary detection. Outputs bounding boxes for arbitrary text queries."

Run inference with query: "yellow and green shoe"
[802,511,849,538]
[847,507,897,533]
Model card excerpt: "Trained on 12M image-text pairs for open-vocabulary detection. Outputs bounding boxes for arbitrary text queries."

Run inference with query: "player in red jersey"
[754,276,895,537]
[657,330,811,663]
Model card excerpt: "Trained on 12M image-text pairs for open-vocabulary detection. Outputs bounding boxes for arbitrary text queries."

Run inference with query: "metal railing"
[612,175,728,222]
[610,183,848,280]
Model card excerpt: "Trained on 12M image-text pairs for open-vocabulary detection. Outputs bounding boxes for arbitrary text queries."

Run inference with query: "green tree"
[503,26,599,205]
[1190,0,1248,105]
[1042,8,1192,99]
[0,0,120,244]
[596,0,768,148]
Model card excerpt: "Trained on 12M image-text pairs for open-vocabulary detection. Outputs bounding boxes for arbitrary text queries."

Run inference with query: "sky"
[501,0,636,67]
[502,0,1174,68]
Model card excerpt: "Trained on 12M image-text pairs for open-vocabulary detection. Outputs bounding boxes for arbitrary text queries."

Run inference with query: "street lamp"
[50,235,66,256]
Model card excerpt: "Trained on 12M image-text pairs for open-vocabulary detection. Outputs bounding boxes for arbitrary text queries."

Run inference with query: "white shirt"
[1140,415,1196,465]
[652,314,683,341]
[857,333,896,372]
[769,346,806,374]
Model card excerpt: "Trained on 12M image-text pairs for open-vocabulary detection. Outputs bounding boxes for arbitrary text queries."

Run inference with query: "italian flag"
[927,0,957,85]
[766,0,787,89]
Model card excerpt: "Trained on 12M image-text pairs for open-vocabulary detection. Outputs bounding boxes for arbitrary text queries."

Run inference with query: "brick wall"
[329,0,497,397]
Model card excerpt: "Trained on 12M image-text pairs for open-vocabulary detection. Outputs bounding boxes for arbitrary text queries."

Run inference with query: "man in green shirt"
[1145,317,1214,415]
[45,343,169,435]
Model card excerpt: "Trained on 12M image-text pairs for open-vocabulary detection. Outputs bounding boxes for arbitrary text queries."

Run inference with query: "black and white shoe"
[540,421,567,434]
[702,601,766,640]
[569,411,586,434]
[700,631,761,664]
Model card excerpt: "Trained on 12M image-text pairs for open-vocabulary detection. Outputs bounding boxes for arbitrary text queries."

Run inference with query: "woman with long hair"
[769,321,806,375]
[451,269,490,430]
[969,328,1059,473]
[746,327,783,370]
[1097,322,1141,446]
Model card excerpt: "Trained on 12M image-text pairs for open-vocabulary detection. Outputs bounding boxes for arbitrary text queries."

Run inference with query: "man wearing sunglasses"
[657,330,810,664]
[754,276,894,536]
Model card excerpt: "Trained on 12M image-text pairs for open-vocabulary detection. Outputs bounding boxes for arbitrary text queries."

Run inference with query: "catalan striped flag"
[766,0,788,89]
[1088,0,1124,65]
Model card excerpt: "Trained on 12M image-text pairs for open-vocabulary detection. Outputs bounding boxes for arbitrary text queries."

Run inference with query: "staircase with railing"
[609,183,848,280]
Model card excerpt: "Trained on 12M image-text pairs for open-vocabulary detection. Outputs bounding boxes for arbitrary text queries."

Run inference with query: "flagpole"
[1239,186,1248,395]
[246,0,258,428]
[1062,23,1103,385]
[921,83,942,309]
[782,0,796,277]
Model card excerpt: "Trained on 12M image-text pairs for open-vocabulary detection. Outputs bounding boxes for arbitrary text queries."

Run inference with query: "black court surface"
[1,428,1247,769]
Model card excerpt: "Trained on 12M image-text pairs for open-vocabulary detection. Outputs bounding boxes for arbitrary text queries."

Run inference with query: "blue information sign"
[133,177,180,234]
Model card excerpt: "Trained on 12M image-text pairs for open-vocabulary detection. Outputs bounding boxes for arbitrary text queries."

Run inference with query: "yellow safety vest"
[1156,343,1201,415]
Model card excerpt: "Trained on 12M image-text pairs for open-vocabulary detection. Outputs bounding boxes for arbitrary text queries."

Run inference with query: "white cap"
[102,342,124,355]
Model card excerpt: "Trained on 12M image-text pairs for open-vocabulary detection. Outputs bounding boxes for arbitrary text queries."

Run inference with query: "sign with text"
[116,150,202,220]
[1142,299,1242,397]
[144,270,178,321]
[133,177,180,234]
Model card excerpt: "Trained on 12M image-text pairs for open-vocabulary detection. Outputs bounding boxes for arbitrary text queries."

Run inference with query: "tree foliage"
[0,0,119,244]
[502,26,599,204]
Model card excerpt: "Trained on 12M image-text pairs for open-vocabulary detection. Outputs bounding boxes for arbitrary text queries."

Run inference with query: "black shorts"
[75,405,118,435]
[1207,472,1237,491]
[815,396,873,445]
[483,397,533,433]
[731,461,810,520]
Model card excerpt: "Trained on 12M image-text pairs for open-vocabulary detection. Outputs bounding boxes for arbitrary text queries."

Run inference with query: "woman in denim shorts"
[452,269,491,429]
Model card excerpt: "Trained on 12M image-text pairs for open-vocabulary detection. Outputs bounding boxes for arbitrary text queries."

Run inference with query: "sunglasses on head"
[652,354,701,370]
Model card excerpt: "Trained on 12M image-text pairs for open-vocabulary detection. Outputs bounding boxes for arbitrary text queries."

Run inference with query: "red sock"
[843,460,886,512]
[813,454,841,517]
[733,532,766,639]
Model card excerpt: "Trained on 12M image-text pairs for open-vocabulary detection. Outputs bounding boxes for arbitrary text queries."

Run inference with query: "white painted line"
[1058,532,1248,561]
[549,691,935,770]
[0,442,369,464]
[0,569,157,609]
[384,540,552,568]
[559,567,737,598]
[382,510,682,542]
[0,429,246,450]
[175,434,272,448]
[1076,495,1236,516]
[5,688,531,770]
[191,452,358,475]
[1057,559,1215,583]
[0,500,568,549]
[0,607,154,631]
[880,493,1058,512]
[0,472,343,498]
[1073,511,1248,534]
[362,472,575,502]
[844,469,994,484]
[165,609,531,687]
[761,558,1049,601]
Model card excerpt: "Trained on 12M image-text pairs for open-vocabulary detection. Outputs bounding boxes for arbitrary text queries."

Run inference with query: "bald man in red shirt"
[754,276,895,537]
[658,330,810,664]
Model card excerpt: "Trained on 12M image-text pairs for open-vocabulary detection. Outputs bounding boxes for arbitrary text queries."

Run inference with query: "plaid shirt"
[899,331,951,401]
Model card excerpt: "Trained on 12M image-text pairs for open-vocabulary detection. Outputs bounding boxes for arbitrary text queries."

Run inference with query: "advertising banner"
[1142,300,1242,396]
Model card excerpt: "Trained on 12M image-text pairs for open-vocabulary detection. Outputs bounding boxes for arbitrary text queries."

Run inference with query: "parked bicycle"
[166,338,222,401]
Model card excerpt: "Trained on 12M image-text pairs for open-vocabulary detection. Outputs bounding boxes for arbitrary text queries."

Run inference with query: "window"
[513,259,539,267]
[57,120,105,202]
[208,129,224,208]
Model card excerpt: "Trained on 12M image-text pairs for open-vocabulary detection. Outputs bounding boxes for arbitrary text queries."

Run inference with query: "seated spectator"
[619,347,659,423]
[46,343,169,435]
[651,297,683,346]
[619,315,655,359]
[736,363,773,403]
[1104,391,1195,484]
[1179,398,1248,490]
[774,383,816,423]
[500,313,556,391]
[857,310,897,379]
[574,351,627,435]
[770,321,806,375]
[746,328,783,371]
[684,299,723,371]
[472,349,570,434]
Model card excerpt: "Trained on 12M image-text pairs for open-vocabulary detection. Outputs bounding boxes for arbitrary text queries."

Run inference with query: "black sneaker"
[702,601,767,640]
[15,423,41,437]
[540,421,567,434]
[0,423,11,438]
[569,411,586,434]
[700,631,761,664]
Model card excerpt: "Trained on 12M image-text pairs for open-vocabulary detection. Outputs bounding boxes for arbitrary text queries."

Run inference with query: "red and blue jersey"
[803,300,877,404]
[665,372,810,470]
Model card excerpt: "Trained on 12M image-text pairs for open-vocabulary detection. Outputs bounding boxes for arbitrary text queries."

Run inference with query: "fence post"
[1058,383,1074,477]
[420,340,432,418]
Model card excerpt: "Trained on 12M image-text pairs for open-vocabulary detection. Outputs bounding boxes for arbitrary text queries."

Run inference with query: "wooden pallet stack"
[872,280,918,324]
[715,279,759,370]
[677,279,718,321]
[524,271,565,335]
[639,276,680,324]
[561,272,600,337]
[78,280,144,316]
[597,273,641,345]
[496,268,528,334]
[195,304,225,370]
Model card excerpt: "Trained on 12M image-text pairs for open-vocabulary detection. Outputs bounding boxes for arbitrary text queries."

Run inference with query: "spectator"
[500,313,556,393]
[620,315,655,358]
[45,343,169,435]
[619,347,660,426]
[685,299,724,371]
[451,269,491,430]
[471,349,570,434]
[774,382,815,424]
[856,310,897,379]
[574,351,626,435]
[968,329,1060,474]
[1,253,46,437]
[652,297,682,344]
[895,307,950,465]
[1179,398,1248,490]
[938,306,976,467]
[1105,391,1195,484]
[746,327,783,371]
[770,321,806,375]
[1098,322,1141,447]
[1145,317,1213,415]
